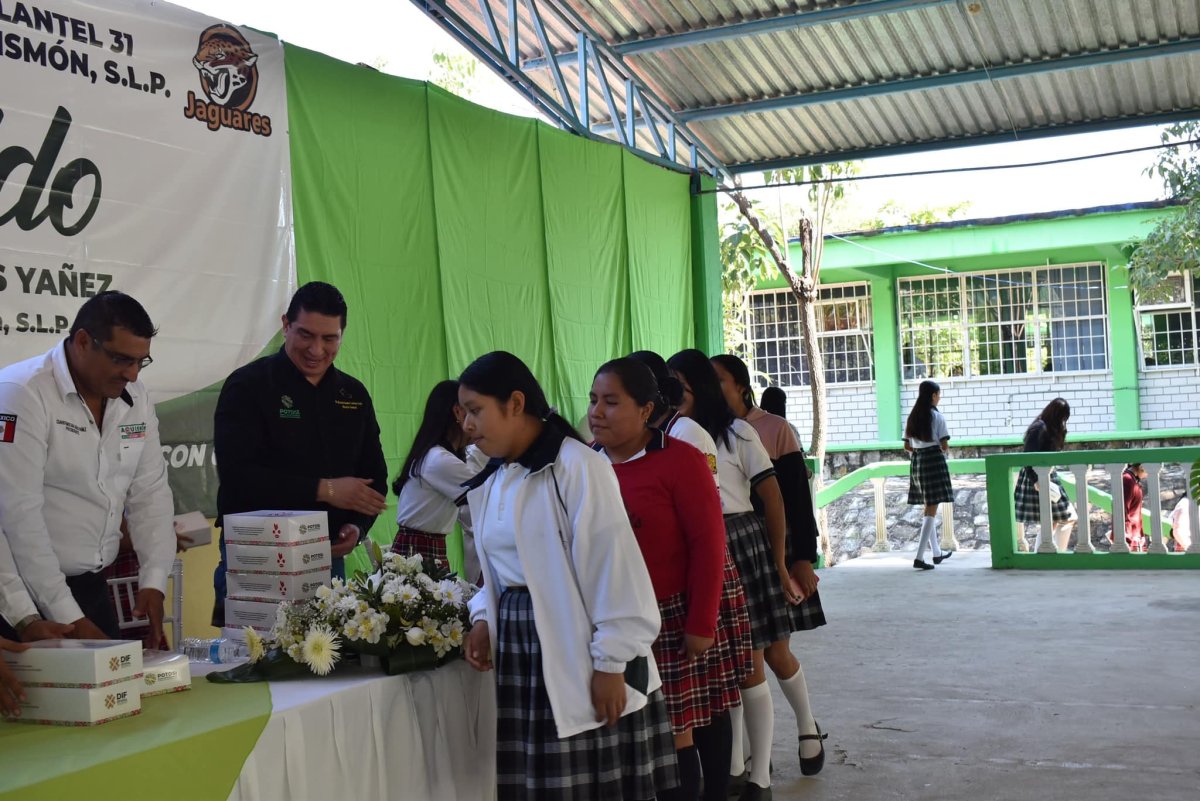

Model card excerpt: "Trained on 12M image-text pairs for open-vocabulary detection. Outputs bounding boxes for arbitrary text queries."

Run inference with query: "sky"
[173,0,1171,229]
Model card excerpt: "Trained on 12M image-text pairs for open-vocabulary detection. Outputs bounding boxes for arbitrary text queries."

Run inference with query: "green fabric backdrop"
[283,45,699,564]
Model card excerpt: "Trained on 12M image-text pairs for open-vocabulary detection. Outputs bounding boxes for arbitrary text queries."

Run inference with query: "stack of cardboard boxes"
[6,640,143,725]
[223,510,331,639]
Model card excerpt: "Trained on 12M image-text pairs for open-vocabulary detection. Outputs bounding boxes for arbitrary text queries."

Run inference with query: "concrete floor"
[762,550,1200,801]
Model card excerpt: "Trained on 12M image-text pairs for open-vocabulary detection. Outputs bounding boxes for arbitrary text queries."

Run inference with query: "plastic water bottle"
[181,637,248,664]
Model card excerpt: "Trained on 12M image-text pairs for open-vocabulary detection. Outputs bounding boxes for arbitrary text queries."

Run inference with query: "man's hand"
[464,621,491,672]
[322,477,387,516]
[20,619,74,642]
[591,670,627,727]
[330,524,361,558]
[132,587,165,648]
[789,560,820,602]
[68,617,109,640]
[0,638,29,717]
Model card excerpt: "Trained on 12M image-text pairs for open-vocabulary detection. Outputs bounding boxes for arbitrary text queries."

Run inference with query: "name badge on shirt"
[119,423,147,440]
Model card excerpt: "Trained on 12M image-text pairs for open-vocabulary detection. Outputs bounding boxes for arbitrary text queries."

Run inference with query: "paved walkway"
[763,550,1200,801]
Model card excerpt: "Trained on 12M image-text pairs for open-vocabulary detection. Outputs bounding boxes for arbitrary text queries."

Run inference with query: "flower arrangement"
[210,544,477,682]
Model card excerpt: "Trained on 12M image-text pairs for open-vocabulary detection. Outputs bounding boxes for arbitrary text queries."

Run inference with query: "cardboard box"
[227,567,331,602]
[141,651,192,697]
[225,597,283,631]
[173,510,212,549]
[226,538,331,573]
[14,676,142,725]
[3,639,142,688]
[223,510,328,545]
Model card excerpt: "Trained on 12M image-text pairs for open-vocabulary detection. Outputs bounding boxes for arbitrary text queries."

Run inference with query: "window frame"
[897,262,1110,383]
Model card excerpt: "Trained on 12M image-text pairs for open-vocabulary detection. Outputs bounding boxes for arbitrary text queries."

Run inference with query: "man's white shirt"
[0,342,175,623]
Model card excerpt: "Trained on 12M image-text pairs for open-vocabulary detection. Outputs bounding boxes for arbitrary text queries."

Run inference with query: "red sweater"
[602,432,725,638]
[1123,470,1144,538]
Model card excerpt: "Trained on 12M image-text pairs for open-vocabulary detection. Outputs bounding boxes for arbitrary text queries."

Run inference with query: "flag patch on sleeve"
[0,414,16,443]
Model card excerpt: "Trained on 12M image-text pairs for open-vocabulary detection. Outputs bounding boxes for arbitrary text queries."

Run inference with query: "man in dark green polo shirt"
[211,282,387,623]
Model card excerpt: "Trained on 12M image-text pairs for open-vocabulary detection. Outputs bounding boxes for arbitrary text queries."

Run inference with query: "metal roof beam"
[523,0,955,69]
[727,109,1200,173]
[679,37,1200,123]
[409,0,729,178]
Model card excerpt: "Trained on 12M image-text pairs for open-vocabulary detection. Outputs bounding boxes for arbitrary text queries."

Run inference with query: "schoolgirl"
[459,351,677,801]
[626,349,754,801]
[904,380,955,569]
[668,349,826,799]
[391,380,473,567]
[1013,397,1077,552]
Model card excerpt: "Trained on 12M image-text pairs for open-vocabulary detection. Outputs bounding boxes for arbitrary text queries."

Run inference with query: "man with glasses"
[0,291,176,643]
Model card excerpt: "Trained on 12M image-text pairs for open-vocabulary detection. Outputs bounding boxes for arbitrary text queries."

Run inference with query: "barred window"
[746,284,873,386]
[1138,271,1200,368]
[899,264,1108,380]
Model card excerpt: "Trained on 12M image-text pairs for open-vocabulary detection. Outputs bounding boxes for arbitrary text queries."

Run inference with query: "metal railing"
[984,446,1200,569]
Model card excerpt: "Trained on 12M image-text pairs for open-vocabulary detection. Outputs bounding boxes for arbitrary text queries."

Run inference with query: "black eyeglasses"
[91,337,153,370]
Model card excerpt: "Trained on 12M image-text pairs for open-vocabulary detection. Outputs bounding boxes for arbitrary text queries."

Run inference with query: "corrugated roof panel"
[439,0,1200,171]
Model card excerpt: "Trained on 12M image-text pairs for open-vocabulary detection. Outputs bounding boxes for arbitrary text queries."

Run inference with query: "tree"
[859,199,973,230]
[723,162,859,563]
[428,51,479,99]
[719,201,781,361]
[1128,121,1200,304]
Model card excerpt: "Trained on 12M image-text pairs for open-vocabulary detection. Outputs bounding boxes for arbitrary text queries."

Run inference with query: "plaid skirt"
[1013,467,1075,524]
[908,446,954,506]
[712,550,753,700]
[725,512,807,650]
[495,588,679,801]
[390,526,447,566]
[653,579,747,734]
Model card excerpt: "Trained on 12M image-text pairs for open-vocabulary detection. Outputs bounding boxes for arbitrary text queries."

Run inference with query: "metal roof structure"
[413,1,1200,178]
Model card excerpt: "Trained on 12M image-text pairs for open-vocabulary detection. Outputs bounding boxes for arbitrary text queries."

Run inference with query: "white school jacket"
[465,431,662,738]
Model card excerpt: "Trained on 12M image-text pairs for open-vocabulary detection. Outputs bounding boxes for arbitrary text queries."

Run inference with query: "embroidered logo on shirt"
[0,414,16,443]
[119,423,147,440]
[55,418,86,435]
[707,454,718,475]
[279,394,300,418]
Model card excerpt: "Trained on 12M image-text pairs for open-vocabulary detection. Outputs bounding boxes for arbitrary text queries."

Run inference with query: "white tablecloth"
[220,661,496,801]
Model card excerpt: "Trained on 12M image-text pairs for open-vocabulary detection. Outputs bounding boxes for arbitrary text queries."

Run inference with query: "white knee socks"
[728,699,746,775]
[779,664,821,758]
[916,515,937,562]
[742,682,774,788]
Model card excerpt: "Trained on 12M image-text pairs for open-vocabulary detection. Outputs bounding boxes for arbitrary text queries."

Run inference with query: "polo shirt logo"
[119,423,147,440]
[279,394,300,418]
[0,414,15,443]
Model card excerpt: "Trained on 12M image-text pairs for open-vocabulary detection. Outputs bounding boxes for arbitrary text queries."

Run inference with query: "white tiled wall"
[899,373,1116,439]
[780,383,878,446]
[1140,367,1200,429]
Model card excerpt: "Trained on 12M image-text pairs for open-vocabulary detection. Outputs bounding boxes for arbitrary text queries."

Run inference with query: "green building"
[748,201,1200,450]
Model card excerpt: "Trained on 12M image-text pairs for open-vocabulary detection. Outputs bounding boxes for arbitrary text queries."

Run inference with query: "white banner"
[0,0,294,404]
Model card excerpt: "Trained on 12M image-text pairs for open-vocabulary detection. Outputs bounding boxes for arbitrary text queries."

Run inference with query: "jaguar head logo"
[192,24,259,111]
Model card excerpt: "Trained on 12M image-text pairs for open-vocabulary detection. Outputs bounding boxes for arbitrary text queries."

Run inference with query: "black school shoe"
[739,782,772,801]
[799,722,829,775]
[913,559,935,570]
[933,551,954,564]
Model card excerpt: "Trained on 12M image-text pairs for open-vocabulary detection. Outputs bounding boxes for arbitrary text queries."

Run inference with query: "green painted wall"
[1106,258,1142,430]
[869,274,901,440]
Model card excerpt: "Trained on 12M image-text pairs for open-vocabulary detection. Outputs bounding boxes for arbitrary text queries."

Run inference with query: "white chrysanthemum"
[405,626,426,646]
[419,616,438,637]
[335,596,359,614]
[244,627,266,663]
[381,591,397,605]
[396,583,420,605]
[436,579,464,606]
[430,631,450,658]
[301,625,341,676]
[286,643,303,661]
